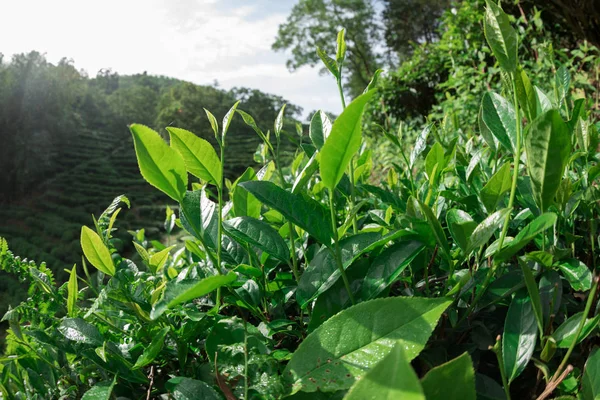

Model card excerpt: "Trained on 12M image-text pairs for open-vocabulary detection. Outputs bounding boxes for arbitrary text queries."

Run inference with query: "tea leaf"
[514,68,537,121]
[130,124,187,202]
[552,312,600,348]
[317,47,339,80]
[446,209,477,253]
[494,212,556,261]
[80,226,115,276]
[581,348,600,400]
[67,265,78,317]
[344,344,425,400]
[503,290,537,383]
[81,377,116,400]
[410,124,432,169]
[417,200,451,260]
[520,261,544,335]
[283,297,451,393]
[165,377,221,400]
[239,181,333,245]
[483,0,517,72]
[167,127,221,187]
[556,259,592,292]
[133,327,169,369]
[525,110,571,212]
[309,110,332,150]
[58,318,103,346]
[320,90,376,190]
[466,208,511,254]
[223,216,289,262]
[480,162,512,213]
[480,92,517,153]
[421,352,476,400]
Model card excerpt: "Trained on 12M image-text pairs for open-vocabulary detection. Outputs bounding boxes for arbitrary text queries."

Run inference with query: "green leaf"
[503,290,537,383]
[446,209,477,253]
[344,344,425,400]
[203,108,219,137]
[223,216,289,262]
[581,347,600,400]
[364,69,383,94]
[309,110,332,150]
[130,124,187,202]
[149,245,175,273]
[336,29,347,63]
[556,259,592,292]
[221,100,240,140]
[515,68,537,121]
[494,212,557,261]
[58,318,103,346]
[232,167,261,219]
[479,106,498,152]
[81,377,116,400]
[481,92,517,152]
[165,377,221,400]
[292,153,319,194]
[151,272,237,319]
[180,189,218,250]
[320,90,375,190]
[555,65,571,108]
[525,110,571,212]
[410,124,432,169]
[483,0,518,72]
[361,239,425,300]
[275,104,286,138]
[417,200,451,260]
[133,327,169,369]
[80,226,115,276]
[283,297,451,394]
[421,352,476,400]
[467,208,511,254]
[480,163,512,213]
[297,231,408,307]
[552,313,600,348]
[237,110,271,150]
[317,47,339,79]
[535,86,552,115]
[520,261,544,335]
[67,265,78,317]
[425,141,445,179]
[239,181,333,245]
[167,127,221,187]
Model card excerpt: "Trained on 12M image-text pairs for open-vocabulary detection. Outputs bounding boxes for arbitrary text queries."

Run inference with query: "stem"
[243,319,249,400]
[493,335,512,400]
[329,190,355,305]
[216,142,225,309]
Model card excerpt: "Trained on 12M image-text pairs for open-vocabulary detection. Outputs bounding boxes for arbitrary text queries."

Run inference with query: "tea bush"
[1,2,600,399]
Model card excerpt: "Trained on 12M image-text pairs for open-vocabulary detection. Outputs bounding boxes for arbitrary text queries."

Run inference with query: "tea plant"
[2,1,600,399]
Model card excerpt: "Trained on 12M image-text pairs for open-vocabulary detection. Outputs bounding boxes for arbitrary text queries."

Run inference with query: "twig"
[146,365,155,400]
[536,365,573,400]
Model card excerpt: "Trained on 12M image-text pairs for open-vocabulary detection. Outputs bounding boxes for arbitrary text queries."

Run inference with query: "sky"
[0,0,342,120]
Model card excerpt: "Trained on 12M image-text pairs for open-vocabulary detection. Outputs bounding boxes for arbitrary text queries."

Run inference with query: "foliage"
[2,3,600,400]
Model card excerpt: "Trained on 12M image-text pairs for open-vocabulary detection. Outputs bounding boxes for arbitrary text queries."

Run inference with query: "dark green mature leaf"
[320,90,376,190]
[483,0,518,72]
[581,347,600,400]
[479,107,498,152]
[180,189,218,250]
[409,124,432,169]
[520,261,544,335]
[344,344,425,400]
[133,327,169,369]
[480,163,512,213]
[446,209,477,253]
[239,181,333,245]
[151,272,237,319]
[361,239,425,300]
[58,318,103,346]
[503,290,537,383]
[297,231,408,307]
[525,110,571,212]
[421,352,476,400]
[81,378,116,400]
[481,92,517,152]
[168,127,221,187]
[556,259,592,292]
[232,167,261,219]
[223,216,289,262]
[309,110,332,150]
[283,297,451,394]
[495,213,557,261]
[467,208,511,254]
[417,200,451,260]
[80,226,115,276]
[552,313,600,348]
[130,124,187,201]
[165,377,220,400]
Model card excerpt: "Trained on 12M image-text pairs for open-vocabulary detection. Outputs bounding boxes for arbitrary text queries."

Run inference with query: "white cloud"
[0,0,341,119]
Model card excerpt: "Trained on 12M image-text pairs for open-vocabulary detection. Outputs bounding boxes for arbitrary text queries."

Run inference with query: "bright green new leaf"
[417,200,451,260]
[317,47,339,80]
[165,377,221,400]
[481,92,517,152]
[344,344,425,400]
[283,297,451,394]
[494,213,557,261]
[556,259,592,292]
[80,226,115,276]
[130,124,187,202]
[237,110,271,150]
[515,68,537,121]
[203,108,219,137]
[421,352,476,400]
[221,100,240,140]
[151,272,237,319]
[179,189,219,251]
[309,110,332,149]
[167,127,221,187]
[292,153,319,194]
[223,216,289,262]
[525,110,571,212]
[503,290,537,383]
[232,167,261,219]
[552,313,600,348]
[320,90,375,190]
[67,265,78,317]
[466,208,511,254]
[149,245,176,273]
[555,65,570,108]
[581,347,600,400]
[446,209,477,253]
[133,327,169,369]
[483,0,518,72]
[409,124,432,169]
[81,377,116,400]
[480,163,512,212]
[239,181,333,245]
[425,141,445,180]
[535,86,552,115]
[336,29,347,63]
[275,104,286,138]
